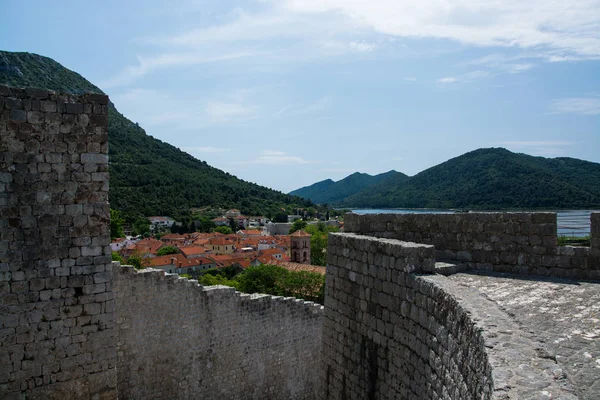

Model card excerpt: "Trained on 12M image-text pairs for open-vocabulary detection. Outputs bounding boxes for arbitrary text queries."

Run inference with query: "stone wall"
[322,233,576,399]
[114,264,323,400]
[345,212,600,280]
[0,86,116,398]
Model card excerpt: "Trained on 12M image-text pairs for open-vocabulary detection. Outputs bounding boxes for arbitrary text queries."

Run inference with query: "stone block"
[10,109,27,122]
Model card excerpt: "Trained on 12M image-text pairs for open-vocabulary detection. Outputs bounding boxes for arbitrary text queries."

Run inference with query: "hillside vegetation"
[291,148,600,209]
[290,170,404,204]
[340,148,600,209]
[0,51,313,221]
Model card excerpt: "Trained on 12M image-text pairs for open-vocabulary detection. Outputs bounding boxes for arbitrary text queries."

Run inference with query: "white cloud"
[437,77,458,84]
[497,140,575,157]
[182,146,231,154]
[101,52,260,88]
[403,77,417,82]
[550,96,600,115]
[282,0,600,60]
[111,87,261,131]
[271,96,333,118]
[465,54,537,74]
[237,150,316,165]
[437,70,488,86]
[507,63,535,74]
[499,141,575,147]
[205,102,257,118]
[103,0,600,88]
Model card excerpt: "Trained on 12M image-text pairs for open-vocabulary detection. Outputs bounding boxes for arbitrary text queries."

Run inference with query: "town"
[110,208,342,277]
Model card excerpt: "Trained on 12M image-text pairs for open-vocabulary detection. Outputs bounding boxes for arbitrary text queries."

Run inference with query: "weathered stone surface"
[323,233,579,400]
[0,85,116,399]
[451,271,600,400]
[114,265,323,399]
[345,212,596,280]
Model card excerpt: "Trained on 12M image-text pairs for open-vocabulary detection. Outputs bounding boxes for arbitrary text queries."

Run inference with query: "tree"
[234,264,288,296]
[111,251,124,263]
[228,218,238,232]
[126,253,148,269]
[110,209,125,240]
[194,216,216,233]
[214,226,233,235]
[156,246,179,256]
[132,218,151,237]
[273,212,288,223]
[289,219,307,234]
[303,223,339,266]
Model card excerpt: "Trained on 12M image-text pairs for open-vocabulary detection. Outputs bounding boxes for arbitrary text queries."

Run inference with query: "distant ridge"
[292,148,600,209]
[0,51,313,220]
[290,170,404,204]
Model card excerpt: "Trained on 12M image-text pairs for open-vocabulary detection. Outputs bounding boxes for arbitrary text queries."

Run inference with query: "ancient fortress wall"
[3,85,591,399]
[114,264,323,400]
[322,233,576,399]
[1,86,324,399]
[345,212,600,280]
[0,86,116,398]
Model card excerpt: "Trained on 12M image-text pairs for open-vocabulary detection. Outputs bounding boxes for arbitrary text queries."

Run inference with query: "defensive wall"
[345,212,600,280]
[2,85,596,399]
[0,86,323,399]
[322,232,581,399]
[0,86,116,398]
[114,264,322,399]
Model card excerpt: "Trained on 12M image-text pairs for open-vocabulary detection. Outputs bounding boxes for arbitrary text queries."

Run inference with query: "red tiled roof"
[273,260,326,275]
[133,238,164,255]
[290,230,311,237]
[179,246,207,257]
[260,248,283,256]
[210,238,233,246]
[160,234,186,241]
[239,229,262,236]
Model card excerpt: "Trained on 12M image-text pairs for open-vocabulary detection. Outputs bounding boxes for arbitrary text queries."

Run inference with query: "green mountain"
[340,148,600,209]
[0,51,313,220]
[290,170,404,204]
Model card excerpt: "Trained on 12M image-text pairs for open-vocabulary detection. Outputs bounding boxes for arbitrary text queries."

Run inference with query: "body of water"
[351,209,598,237]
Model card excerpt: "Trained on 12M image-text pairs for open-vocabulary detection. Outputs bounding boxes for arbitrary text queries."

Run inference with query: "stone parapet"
[322,233,576,399]
[345,212,599,280]
[114,263,323,400]
[0,86,115,398]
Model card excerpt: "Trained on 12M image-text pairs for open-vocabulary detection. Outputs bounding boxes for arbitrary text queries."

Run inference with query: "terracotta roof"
[160,234,186,241]
[133,238,164,255]
[260,248,283,256]
[179,246,207,257]
[239,229,263,236]
[210,238,234,246]
[236,259,252,269]
[273,260,326,275]
[147,254,185,267]
[290,230,311,237]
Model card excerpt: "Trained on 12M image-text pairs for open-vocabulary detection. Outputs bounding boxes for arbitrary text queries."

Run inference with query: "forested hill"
[290,170,404,204]
[0,51,313,220]
[340,148,600,209]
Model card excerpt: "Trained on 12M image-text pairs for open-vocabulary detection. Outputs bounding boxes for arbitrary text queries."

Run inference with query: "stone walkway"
[450,272,600,400]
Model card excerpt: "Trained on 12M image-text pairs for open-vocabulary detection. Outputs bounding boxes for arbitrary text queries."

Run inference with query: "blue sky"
[2,0,599,192]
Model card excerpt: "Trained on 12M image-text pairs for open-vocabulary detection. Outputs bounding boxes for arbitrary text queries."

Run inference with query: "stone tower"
[290,230,311,264]
[0,86,116,398]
